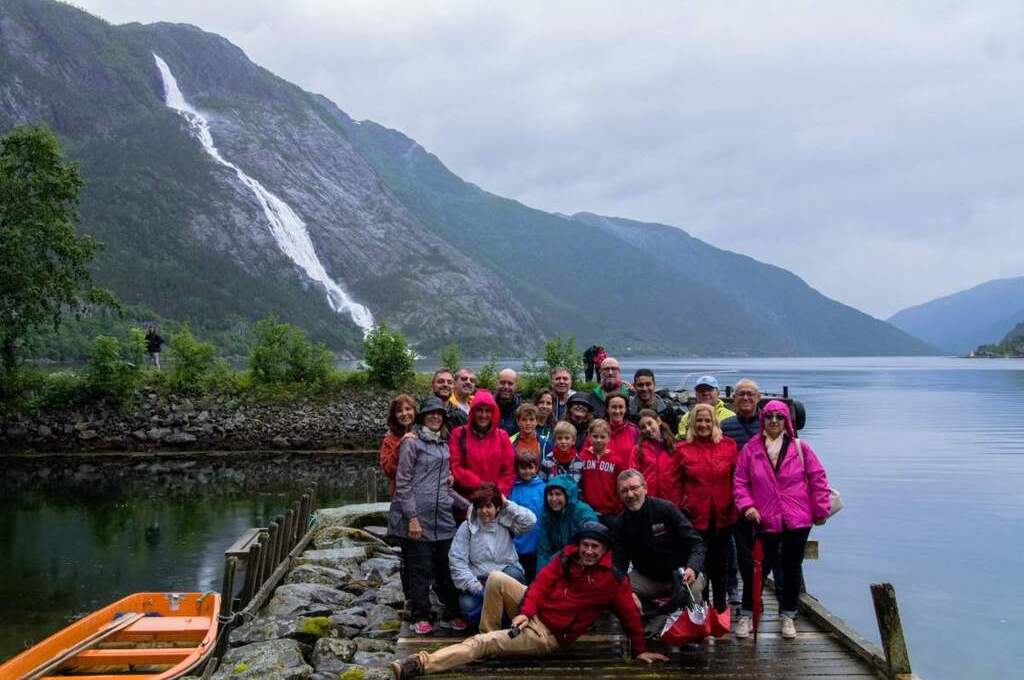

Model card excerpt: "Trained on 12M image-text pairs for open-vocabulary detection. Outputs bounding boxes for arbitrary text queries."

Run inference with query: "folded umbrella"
[752,532,764,642]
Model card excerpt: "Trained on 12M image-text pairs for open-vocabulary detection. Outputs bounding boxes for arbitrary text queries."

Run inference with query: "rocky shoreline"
[206,503,402,680]
[0,390,392,455]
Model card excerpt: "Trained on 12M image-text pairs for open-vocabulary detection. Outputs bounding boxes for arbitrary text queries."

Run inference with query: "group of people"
[382,359,834,678]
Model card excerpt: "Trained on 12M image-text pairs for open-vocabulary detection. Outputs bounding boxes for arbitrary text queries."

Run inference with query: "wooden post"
[366,467,378,503]
[871,582,913,679]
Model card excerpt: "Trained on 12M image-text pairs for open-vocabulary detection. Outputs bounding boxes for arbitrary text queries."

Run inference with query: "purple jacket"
[733,400,831,533]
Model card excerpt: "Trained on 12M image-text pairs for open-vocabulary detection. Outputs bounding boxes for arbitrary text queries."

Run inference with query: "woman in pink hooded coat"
[733,400,831,640]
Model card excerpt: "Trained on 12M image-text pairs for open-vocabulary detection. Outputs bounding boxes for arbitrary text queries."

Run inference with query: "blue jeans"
[458,564,526,621]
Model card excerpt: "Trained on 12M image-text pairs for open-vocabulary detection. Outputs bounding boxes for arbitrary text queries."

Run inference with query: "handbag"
[794,438,843,517]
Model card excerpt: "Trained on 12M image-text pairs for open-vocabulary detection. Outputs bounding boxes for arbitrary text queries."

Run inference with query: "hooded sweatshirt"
[448,498,536,593]
[449,390,516,496]
[579,444,630,515]
[733,400,831,533]
[537,475,598,568]
[509,474,547,556]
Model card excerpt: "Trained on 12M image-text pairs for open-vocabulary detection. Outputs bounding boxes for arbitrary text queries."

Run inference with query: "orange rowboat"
[0,592,221,680]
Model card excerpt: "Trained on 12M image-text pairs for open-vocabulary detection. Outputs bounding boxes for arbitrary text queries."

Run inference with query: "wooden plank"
[20,613,145,680]
[67,647,193,666]
[223,527,264,559]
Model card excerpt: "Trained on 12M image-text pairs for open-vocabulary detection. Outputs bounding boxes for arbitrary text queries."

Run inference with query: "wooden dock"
[397,589,897,679]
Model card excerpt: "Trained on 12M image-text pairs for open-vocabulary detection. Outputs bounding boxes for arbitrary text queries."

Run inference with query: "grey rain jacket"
[387,425,468,541]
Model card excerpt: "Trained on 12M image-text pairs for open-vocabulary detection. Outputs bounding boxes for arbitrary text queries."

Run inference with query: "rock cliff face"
[0,0,934,356]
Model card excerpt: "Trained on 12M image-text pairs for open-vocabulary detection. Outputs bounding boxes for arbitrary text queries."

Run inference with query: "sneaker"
[390,655,423,679]
[733,615,752,638]
[411,620,433,635]
[446,617,469,632]
[781,615,797,639]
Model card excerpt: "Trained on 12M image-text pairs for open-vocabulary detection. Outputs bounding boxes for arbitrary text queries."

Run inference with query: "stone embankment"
[0,390,392,454]
[206,503,400,680]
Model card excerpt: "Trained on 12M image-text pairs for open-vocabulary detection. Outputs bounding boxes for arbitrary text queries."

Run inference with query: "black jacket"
[611,496,706,581]
[627,394,680,436]
[720,412,760,452]
[497,394,522,436]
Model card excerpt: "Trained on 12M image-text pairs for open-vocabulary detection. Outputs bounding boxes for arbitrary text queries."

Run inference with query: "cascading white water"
[152,54,375,334]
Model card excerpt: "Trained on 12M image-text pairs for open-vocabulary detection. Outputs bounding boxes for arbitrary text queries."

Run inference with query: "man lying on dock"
[389,522,667,678]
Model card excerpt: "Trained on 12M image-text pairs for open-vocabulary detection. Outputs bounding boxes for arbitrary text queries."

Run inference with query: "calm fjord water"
[2,357,1021,678]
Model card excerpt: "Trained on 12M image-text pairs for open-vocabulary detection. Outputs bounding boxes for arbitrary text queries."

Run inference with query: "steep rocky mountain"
[888,276,1024,355]
[0,0,934,356]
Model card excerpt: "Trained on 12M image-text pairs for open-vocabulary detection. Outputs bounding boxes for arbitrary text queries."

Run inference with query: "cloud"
[77,0,1024,316]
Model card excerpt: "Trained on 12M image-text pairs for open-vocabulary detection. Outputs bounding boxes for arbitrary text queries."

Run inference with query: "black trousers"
[519,552,538,584]
[738,525,810,616]
[401,538,459,621]
[699,524,732,613]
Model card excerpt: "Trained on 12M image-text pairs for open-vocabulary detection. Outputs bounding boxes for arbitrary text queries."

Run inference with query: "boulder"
[353,651,392,668]
[310,637,358,674]
[211,639,312,680]
[364,604,401,632]
[329,606,369,637]
[229,615,337,646]
[284,563,353,587]
[165,431,197,444]
[360,556,401,580]
[263,583,356,618]
[313,525,388,550]
[354,637,395,653]
[293,548,365,571]
[315,504,390,533]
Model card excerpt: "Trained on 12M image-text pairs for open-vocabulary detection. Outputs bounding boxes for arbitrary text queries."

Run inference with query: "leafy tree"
[363,325,414,388]
[439,343,462,373]
[476,354,498,390]
[85,329,145,402]
[166,323,218,392]
[0,126,116,372]
[249,315,332,386]
[543,336,584,384]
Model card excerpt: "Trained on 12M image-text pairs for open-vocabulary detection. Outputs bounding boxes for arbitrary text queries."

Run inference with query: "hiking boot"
[411,620,433,635]
[390,655,423,679]
[446,617,469,632]
[734,615,752,639]
[781,615,797,639]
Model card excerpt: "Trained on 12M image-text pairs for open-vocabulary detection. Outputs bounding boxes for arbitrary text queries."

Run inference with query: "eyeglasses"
[735,391,757,398]
[763,413,786,422]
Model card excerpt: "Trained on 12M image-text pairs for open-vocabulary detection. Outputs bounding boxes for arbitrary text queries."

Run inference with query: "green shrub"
[362,325,414,388]
[543,336,584,384]
[166,323,217,392]
[249,316,333,387]
[476,355,498,390]
[439,343,461,373]
[85,329,145,402]
[42,370,86,407]
[518,356,549,397]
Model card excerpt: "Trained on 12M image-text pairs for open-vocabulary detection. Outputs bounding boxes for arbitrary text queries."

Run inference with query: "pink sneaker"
[446,617,469,632]
[411,620,433,635]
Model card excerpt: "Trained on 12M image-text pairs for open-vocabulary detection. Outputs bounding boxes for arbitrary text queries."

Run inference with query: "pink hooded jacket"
[733,400,831,533]
[449,390,516,496]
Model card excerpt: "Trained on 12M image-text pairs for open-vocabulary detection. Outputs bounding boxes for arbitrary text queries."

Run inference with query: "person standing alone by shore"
[145,324,164,370]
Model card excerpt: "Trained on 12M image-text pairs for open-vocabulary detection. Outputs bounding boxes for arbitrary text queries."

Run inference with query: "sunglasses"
[763,413,787,422]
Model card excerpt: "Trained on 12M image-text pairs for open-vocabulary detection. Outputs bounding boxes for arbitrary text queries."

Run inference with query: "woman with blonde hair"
[676,402,739,613]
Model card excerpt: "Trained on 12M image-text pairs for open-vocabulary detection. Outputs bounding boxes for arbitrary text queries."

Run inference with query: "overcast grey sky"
[78,0,1024,317]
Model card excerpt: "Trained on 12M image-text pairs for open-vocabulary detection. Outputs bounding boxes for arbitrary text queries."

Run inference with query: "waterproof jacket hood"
[450,389,516,496]
[537,475,598,567]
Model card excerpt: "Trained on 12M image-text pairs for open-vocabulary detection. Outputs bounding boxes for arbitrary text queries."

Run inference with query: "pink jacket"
[733,400,831,533]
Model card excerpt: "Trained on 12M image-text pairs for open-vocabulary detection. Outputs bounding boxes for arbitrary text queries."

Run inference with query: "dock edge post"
[871,582,913,679]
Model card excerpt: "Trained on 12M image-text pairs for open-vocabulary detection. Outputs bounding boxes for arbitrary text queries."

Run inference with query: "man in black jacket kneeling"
[611,469,706,608]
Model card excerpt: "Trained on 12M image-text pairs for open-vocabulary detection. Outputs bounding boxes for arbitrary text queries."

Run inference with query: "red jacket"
[678,436,739,531]
[578,446,628,515]
[520,544,646,655]
[607,419,639,464]
[449,390,515,496]
[379,432,402,497]
[634,438,683,507]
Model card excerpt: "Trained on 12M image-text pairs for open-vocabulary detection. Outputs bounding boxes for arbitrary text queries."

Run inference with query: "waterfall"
[152,54,375,334]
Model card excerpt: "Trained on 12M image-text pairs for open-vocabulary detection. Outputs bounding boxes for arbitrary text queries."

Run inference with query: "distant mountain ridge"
[0,0,935,357]
[888,277,1024,354]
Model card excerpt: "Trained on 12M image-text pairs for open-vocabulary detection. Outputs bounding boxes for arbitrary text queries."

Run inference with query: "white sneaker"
[734,615,752,638]
[781,615,797,639]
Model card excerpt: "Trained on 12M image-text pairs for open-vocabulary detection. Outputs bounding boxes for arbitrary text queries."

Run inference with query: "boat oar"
[21,612,145,680]
[752,531,763,642]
